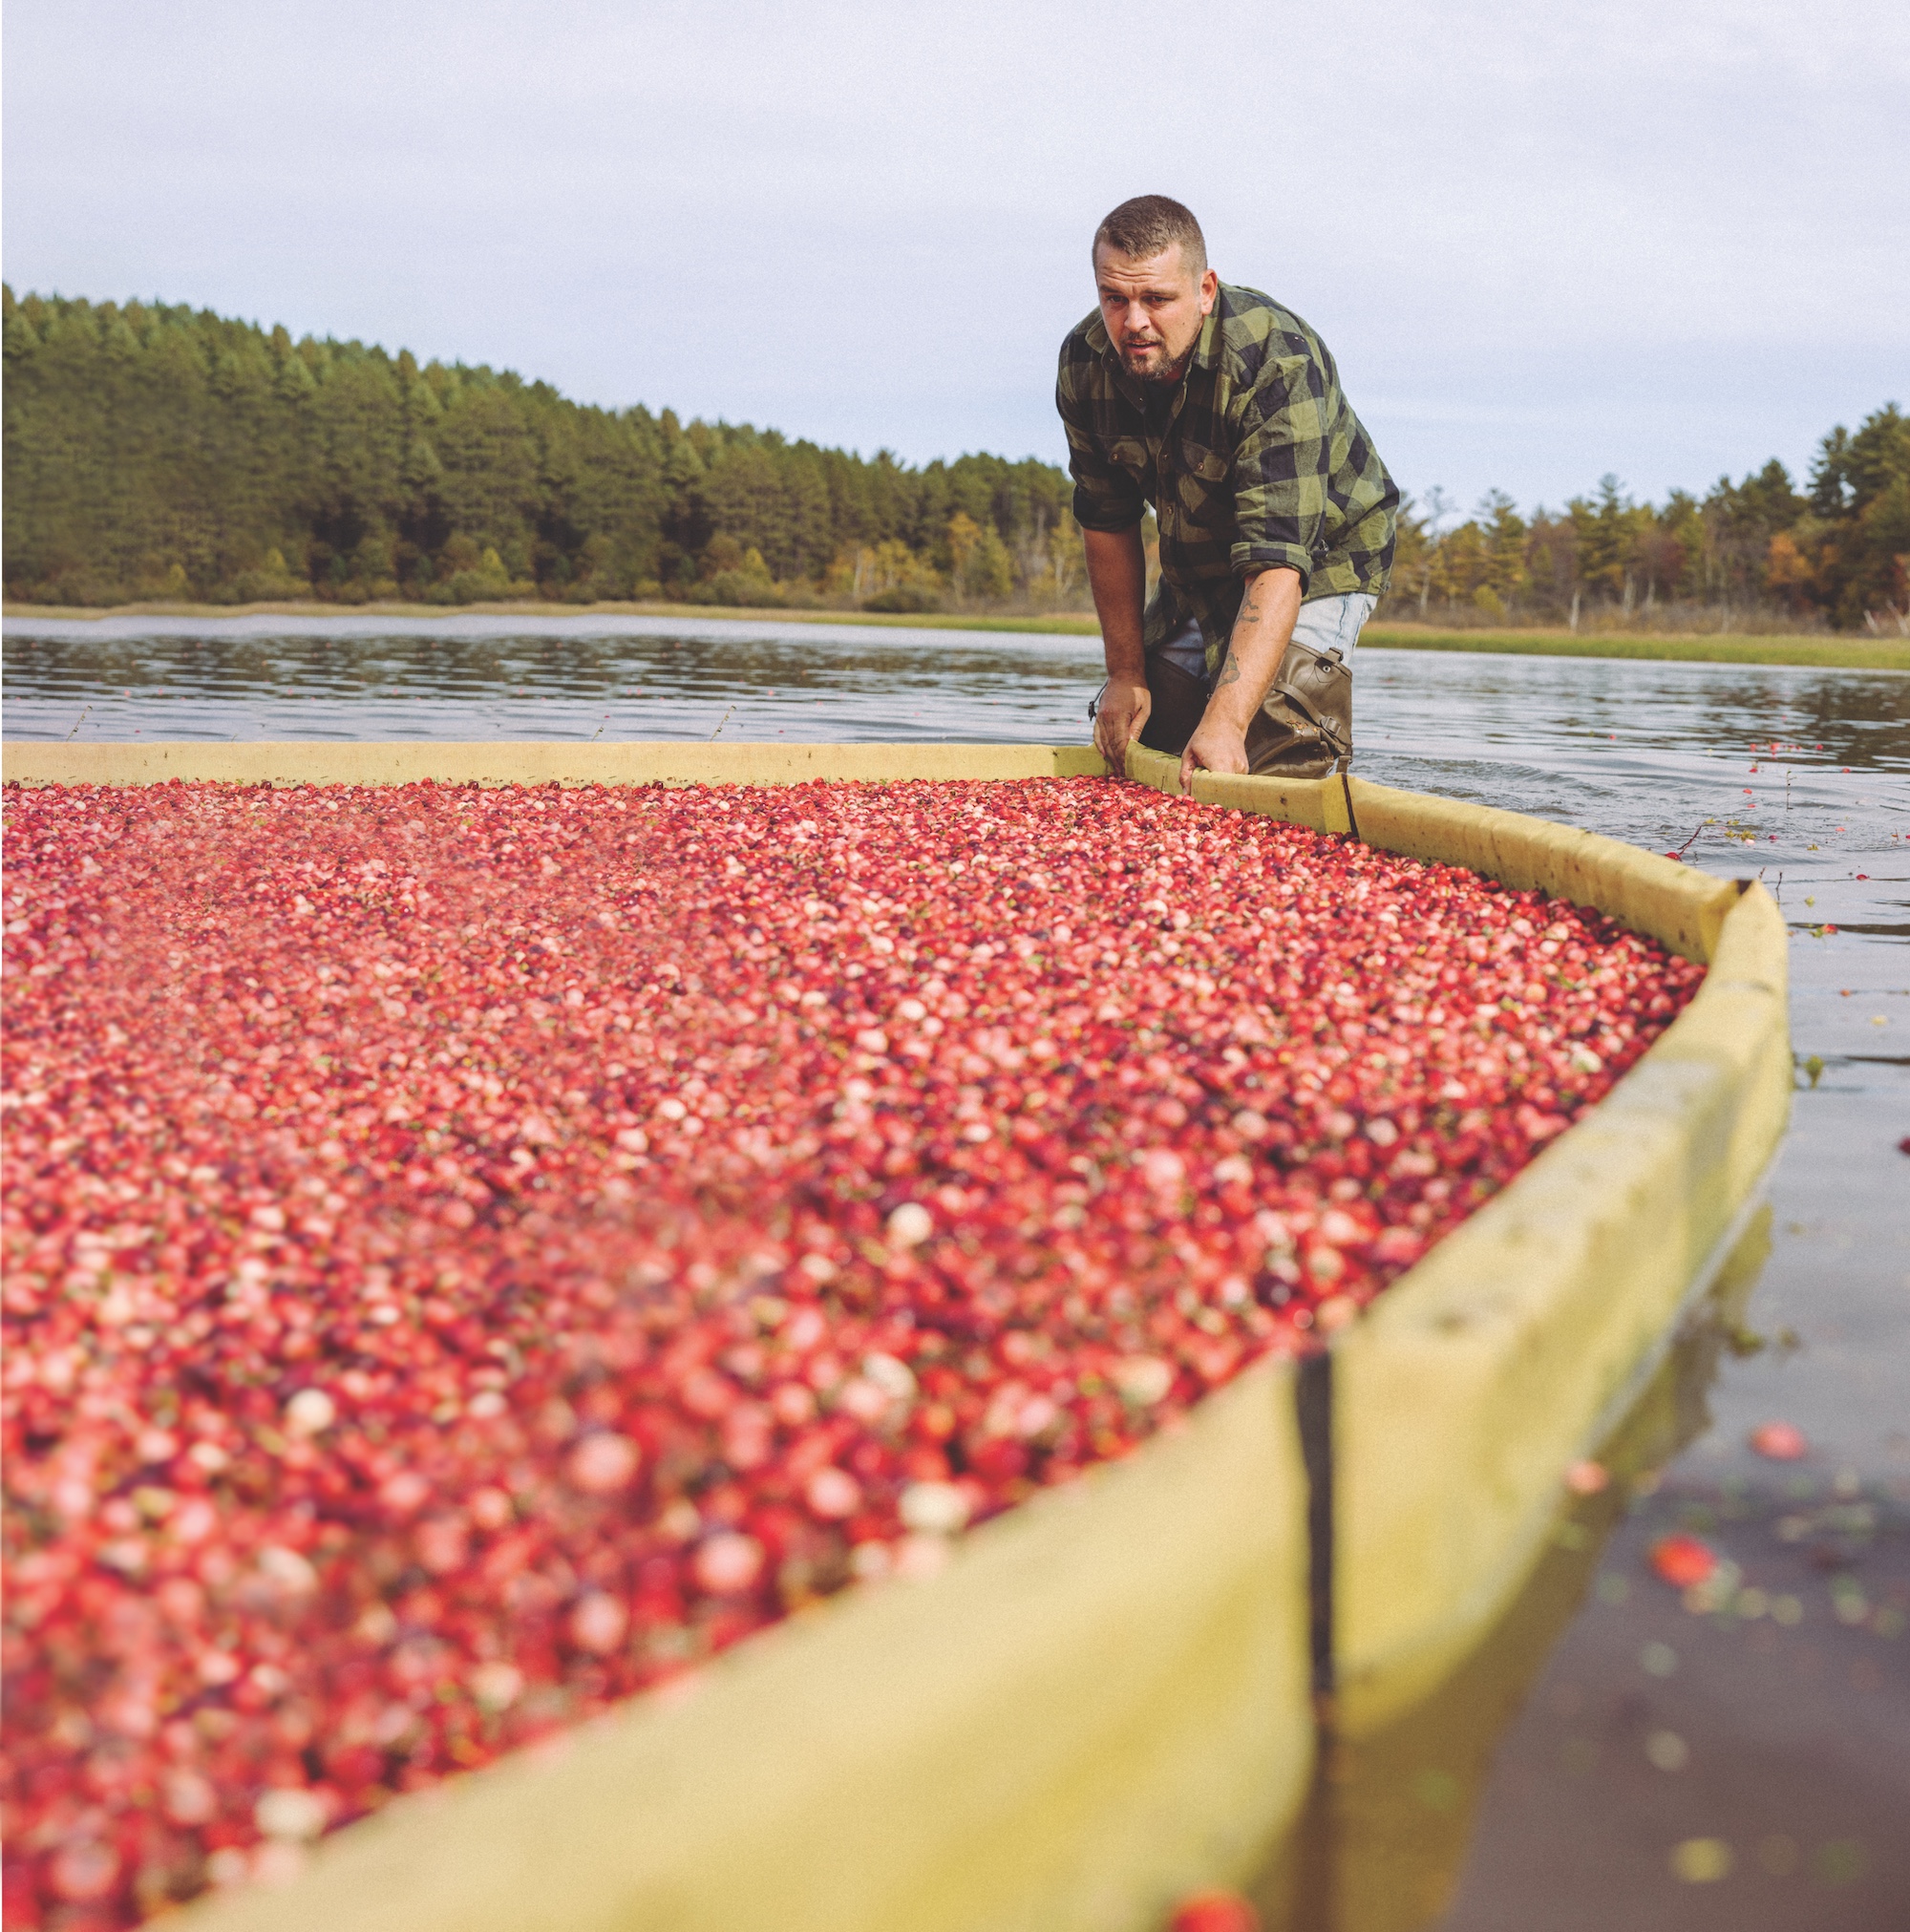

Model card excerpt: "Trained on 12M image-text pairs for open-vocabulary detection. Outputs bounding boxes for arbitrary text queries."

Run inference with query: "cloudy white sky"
[5,0,1906,515]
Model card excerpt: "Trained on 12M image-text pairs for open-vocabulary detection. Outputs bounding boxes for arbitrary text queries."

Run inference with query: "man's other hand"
[1178,717,1248,793]
[1094,676,1151,769]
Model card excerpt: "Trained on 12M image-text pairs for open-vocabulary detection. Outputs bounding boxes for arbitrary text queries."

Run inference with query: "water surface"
[7,613,1907,1926]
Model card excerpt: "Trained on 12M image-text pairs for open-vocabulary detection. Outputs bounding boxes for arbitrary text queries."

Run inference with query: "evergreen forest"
[4,287,1903,631]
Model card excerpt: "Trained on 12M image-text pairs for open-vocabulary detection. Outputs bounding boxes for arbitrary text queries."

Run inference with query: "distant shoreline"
[1364,626,1908,672]
[5,600,1904,672]
[1,598,1106,637]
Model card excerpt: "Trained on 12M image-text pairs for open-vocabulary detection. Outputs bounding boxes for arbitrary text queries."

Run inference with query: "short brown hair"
[1093,195,1207,276]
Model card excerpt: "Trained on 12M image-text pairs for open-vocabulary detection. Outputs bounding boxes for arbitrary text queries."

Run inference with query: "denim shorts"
[1155,589,1378,681]
[1289,589,1378,664]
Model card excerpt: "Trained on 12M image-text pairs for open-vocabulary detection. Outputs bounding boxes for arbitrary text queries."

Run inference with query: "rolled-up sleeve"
[1229,350,1329,589]
[1056,355,1144,533]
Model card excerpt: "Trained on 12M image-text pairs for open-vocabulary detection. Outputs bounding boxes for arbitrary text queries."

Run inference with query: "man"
[1058,195,1398,790]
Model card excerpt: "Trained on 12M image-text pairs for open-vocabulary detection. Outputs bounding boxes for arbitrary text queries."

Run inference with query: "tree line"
[3,287,1901,630]
[1393,409,1909,634]
[1,287,1079,613]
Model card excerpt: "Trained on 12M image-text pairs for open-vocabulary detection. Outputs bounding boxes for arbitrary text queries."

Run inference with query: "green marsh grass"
[6,600,1903,670]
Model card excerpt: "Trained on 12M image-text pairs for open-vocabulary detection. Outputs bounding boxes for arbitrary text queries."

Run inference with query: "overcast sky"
[5,0,1906,517]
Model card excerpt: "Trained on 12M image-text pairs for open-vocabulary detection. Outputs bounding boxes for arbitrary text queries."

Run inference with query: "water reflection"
[0,616,1105,747]
[1255,1212,1774,1932]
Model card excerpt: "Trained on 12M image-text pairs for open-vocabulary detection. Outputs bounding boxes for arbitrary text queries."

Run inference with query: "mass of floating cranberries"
[1,776,1702,1923]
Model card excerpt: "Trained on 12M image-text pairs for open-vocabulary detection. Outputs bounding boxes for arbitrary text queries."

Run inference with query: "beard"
[1120,338,1193,385]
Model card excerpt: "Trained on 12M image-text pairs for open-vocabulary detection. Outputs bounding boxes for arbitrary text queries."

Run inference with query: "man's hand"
[1177,713,1248,791]
[1094,676,1151,768]
[1178,567,1303,791]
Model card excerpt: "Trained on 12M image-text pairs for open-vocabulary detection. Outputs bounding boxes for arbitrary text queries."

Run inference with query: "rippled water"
[6,614,1908,1926]
[0,614,1097,746]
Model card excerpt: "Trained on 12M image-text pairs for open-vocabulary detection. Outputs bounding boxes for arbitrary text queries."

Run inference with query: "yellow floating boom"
[2,739,1789,1930]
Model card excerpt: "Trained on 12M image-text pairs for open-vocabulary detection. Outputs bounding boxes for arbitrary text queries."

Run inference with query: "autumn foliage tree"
[1389,409,1907,632]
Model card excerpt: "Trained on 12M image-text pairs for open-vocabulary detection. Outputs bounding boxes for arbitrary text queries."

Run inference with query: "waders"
[1133,636,1354,778]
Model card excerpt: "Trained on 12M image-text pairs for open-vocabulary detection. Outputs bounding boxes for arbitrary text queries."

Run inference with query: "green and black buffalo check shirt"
[1056,283,1398,671]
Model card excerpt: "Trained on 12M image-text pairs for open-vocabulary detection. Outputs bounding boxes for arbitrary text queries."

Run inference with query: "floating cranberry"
[1749,1421,1808,1461]
[254,1788,329,1843]
[283,1389,336,1437]
[1649,1535,1719,1590]
[566,1433,642,1494]
[1169,1890,1262,1932]
[806,1469,862,1520]
[51,1840,121,1903]
[692,1533,766,1596]
[887,1201,934,1247]
[568,1593,630,1655]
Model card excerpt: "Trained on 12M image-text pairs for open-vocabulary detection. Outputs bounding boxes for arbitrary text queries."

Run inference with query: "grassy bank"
[6,599,1905,671]
[0,597,1105,638]
[1360,625,1909,672]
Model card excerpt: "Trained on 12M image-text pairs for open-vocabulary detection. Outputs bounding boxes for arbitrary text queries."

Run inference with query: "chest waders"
[1125,636,1354,779]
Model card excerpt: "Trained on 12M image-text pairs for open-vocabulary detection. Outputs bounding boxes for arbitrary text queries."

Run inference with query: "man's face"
[1094,244,1219,384]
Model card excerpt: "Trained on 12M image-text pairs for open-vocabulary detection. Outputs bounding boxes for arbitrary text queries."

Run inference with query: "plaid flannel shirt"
[1056,283,1398,674]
